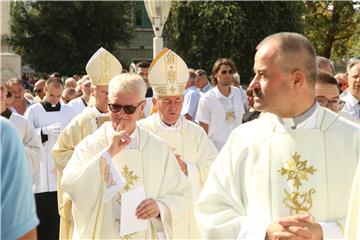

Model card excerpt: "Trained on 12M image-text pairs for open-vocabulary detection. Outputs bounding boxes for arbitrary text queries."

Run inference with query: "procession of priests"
[3,31,360,240]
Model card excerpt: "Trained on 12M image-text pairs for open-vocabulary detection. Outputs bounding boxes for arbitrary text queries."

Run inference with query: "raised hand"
[107,119,131,157]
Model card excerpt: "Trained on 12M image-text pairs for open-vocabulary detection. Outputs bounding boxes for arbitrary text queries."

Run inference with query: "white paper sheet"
[120,185,149,237]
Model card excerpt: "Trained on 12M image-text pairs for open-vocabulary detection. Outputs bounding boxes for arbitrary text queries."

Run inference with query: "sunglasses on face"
[108,101,143,114]
[220,69,234,75]
[6,92,12,98]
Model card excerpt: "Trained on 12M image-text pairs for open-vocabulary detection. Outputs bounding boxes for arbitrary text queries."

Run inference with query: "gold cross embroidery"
[121,165,139,192]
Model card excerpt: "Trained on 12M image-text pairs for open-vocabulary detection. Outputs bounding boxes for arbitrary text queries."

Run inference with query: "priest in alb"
[195,32,360,240]
[52,47,123,239]
[61,73,192,239]
[137,48,218,239]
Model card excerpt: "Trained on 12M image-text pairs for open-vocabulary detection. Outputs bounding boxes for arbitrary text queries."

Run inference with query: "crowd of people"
[1,32,360,240]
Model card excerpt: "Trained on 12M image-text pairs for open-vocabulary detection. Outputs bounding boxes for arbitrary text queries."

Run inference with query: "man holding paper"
[138,48,218,239]
[61,73,192,239]
[52,47,122,240]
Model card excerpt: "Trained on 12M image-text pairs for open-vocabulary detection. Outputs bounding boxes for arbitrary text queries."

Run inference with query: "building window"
[135,2,152,28]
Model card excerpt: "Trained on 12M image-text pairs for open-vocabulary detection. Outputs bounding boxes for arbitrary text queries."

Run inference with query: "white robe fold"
[138,114,218,238]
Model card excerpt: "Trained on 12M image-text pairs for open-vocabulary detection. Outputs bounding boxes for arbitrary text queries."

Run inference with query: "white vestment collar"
[155,113,182,132]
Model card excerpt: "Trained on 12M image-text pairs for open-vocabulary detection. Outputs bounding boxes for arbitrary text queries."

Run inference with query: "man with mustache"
[195,32,360,239]
[6,77,33,115]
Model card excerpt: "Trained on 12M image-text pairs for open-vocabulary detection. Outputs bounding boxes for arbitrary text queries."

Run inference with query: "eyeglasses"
[316,98,345,111]
[108,101,144,114]
[6,92,12,98]
[220,69,234,75]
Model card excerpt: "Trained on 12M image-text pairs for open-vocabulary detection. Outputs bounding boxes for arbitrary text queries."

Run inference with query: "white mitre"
[85,47,123,86]
[148,48,189,96]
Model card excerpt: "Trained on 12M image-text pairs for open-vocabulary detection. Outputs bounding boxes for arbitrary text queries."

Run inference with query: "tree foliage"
[164,1,304,84]
[9,1,134,75]
[303,1,359,61]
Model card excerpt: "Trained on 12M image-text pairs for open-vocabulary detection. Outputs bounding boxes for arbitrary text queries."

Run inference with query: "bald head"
[65,77,77,88]
[257,32,317,88]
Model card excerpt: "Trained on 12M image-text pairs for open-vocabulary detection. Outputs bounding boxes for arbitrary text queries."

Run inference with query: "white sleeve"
[319,220,344,239]
[184,160,201,203]
[195,96,210,124]
[23,119,43,175]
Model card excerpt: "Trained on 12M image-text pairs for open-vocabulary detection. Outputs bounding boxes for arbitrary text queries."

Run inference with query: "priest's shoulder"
[323,107,359,130]
[26,102,43,111]
[183,117,209,135]
[137,125,171,150]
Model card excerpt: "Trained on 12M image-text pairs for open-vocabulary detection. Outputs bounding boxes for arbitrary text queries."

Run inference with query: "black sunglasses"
[108,101,143,114]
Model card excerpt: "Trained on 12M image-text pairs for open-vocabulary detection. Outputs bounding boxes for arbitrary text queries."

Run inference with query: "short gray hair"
[108,73,146,99]
[5,77,24,88]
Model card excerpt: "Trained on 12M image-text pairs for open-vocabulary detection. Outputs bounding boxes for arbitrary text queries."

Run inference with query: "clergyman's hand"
[266,214,317,240]
[136,198,160,220]
[278,213,323,240]
[107,120,131,157]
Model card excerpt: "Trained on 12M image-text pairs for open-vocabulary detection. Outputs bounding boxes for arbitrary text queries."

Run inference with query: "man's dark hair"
[46,77,64,88]
[317,71,337,85]
[136,61,151,69]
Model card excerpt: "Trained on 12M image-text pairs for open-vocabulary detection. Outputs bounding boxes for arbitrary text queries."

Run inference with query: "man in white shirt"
[25,77,76,240]
[6,78,33,115]
[0,80,42,175]
[195,32,359,240]
[195,69,212,95]
[181,69,201,121]
[341,60,360,120]
[196,58,245,150]
[68,75,92,115]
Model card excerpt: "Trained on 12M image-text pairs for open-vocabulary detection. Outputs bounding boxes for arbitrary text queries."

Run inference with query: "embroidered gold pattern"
[278,152,317,214]
[121,165,139,192]
[169,86,176,93]
[103,161,116,189]
[155,86,167,95]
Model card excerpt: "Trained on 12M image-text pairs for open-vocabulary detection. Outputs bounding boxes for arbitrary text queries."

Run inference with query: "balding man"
[61,87,77,104]
[195,32,359,239]
[341,60,360,120]
[6,78,33,115]
[317,56,335,75]
[181,69,201,121]
[33,79,46,102]
[64,77,77,89]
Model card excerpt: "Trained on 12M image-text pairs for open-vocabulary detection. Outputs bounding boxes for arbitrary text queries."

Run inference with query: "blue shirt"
[1,118,39,239]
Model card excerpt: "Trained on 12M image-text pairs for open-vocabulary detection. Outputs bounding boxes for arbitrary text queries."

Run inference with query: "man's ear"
[292,70,305,91]
[90,86,95,96]
[152,97,157,106]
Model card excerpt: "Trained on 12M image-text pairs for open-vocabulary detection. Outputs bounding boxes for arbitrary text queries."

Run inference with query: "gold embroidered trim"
[278,152,317,214]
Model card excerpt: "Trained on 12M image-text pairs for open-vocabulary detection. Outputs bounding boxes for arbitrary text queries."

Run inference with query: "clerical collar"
[41,101,61,112]
[156,113,182,132]
[81,97,88,107]
[279,102,318,129]
[1,108,12,119]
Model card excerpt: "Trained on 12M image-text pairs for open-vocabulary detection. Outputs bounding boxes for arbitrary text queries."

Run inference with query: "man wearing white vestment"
[137,48,218,239]
[25,77,76,240]
[195,32,360,240]
[1,80,42,175]
[62,73,192,239]
[52,47,123,239]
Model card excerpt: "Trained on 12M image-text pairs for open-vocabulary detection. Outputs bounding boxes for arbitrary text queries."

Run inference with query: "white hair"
[108,73,146,99]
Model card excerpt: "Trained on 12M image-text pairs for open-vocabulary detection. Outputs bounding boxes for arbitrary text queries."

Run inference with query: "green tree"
[164,1,304,84]
[9,1,134,75]
[303,1,359,61]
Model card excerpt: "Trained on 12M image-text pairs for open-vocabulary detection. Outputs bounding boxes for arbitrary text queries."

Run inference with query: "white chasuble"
[62,122,192,240]
[195,108,359,240]
[100,149,149,239]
